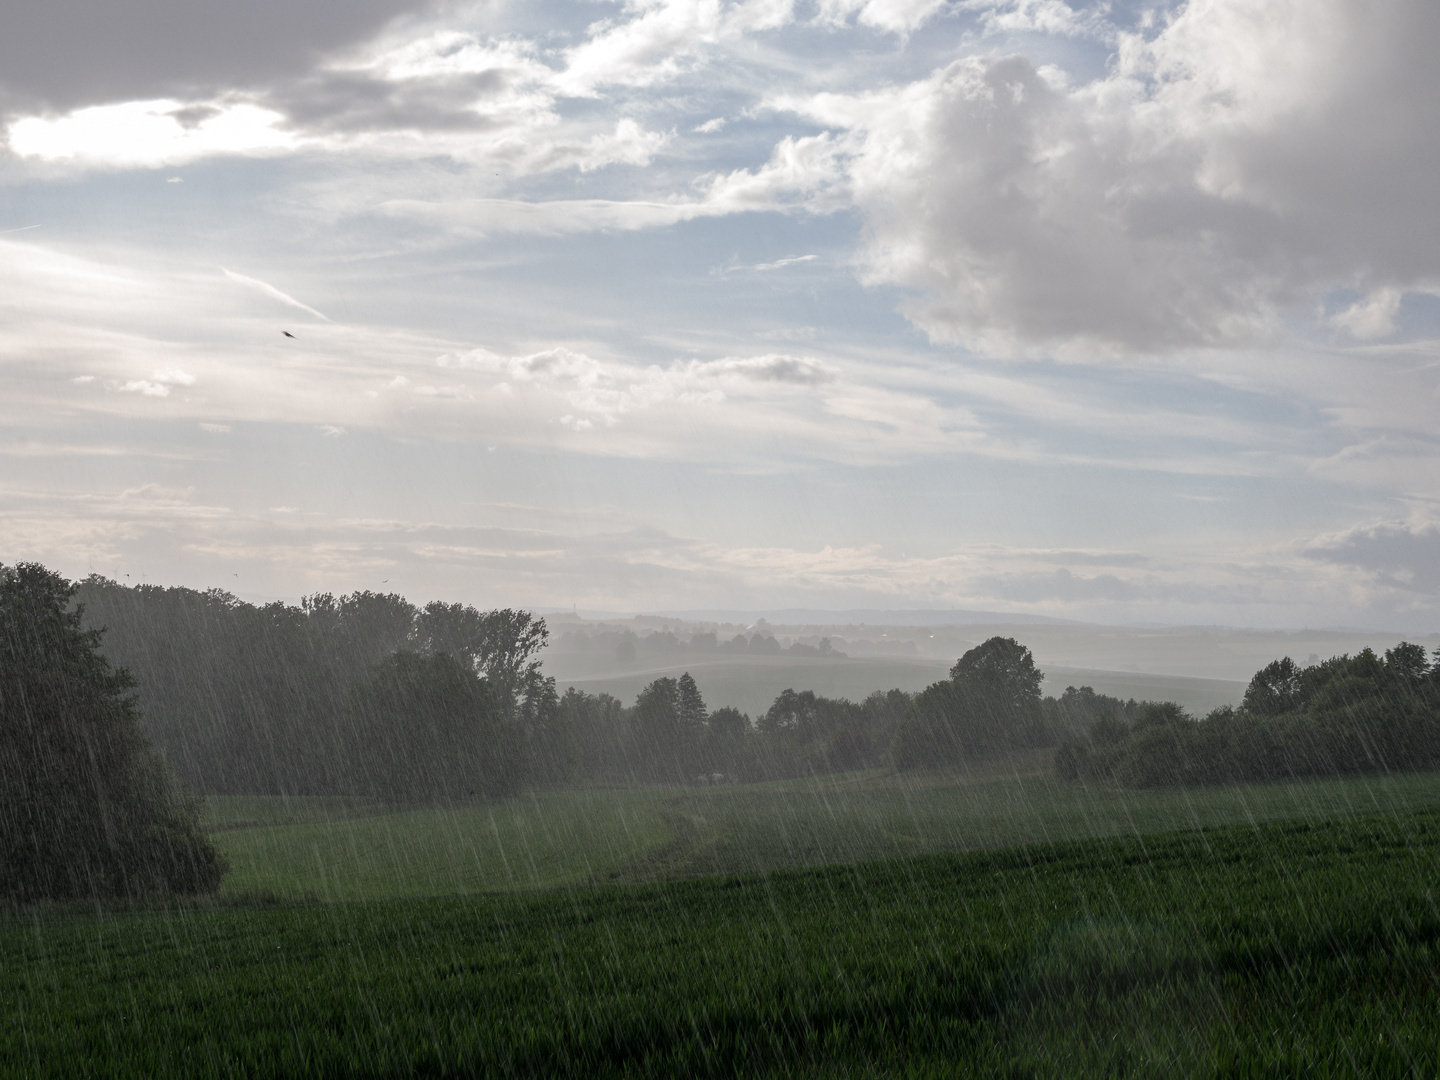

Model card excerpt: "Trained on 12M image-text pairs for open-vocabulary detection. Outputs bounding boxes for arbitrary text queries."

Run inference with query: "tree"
[1385,642,1431,685]
[412,604,549,715]
[1241,657,1304,716]
[346,651,524,801]
[677,673,708,730]
[559,689,627,781]
[895,637,1046,770]
[703,707,751,776]
[0,563,226,900]
[630,677,690,780]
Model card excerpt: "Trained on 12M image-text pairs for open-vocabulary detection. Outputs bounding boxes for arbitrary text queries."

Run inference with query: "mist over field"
[539,609,1440,715]
[5,0,1440,1074]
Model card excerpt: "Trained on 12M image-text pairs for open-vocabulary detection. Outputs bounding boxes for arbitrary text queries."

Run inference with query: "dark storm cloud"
[270,68,512,135]
[0,0,442,112]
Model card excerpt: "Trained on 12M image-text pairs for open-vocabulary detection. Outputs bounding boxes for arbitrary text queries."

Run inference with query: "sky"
[2,0,1438,631]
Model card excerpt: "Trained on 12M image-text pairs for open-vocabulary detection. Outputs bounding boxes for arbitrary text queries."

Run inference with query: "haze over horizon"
[4,0,1439,633]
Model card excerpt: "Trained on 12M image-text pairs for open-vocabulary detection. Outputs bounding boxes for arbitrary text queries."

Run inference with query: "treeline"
[77,577,1062,793]
[1055,644,1440,787]
[558,637,1079,783]
[69,575,1440,798]
[553,627,846,664]
[555,680,913,783]
[75,578,560,800]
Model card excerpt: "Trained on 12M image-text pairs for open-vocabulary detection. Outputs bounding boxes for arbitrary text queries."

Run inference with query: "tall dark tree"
[677,672,708,731]
[0,563,225,900]
[895,637,1047,769]
[630,676,687,780]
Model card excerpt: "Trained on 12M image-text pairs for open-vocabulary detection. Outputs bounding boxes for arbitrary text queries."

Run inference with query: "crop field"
[4,803,1440,1077]
[206,766,1440,901]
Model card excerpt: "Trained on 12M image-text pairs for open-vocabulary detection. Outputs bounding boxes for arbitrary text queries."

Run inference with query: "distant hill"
[634,608,1084,628]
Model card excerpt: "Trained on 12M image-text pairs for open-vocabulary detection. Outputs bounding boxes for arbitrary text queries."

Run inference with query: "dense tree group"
[556,638,1054,783]
[1,564,225,900]
[44,571,1440,807]
[74,577,556,800]
[1055,644,1440,787]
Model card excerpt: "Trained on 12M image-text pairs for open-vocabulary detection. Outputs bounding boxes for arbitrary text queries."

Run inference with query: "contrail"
[221,267,332,322]
[0,224,41,235]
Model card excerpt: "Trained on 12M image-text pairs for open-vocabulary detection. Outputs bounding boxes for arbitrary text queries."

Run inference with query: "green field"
[5,802,1440,1077]
[207,765,1440,901]
[7,768,1440,1076]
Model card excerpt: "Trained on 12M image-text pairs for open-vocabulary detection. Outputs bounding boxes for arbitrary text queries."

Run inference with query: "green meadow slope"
[6,805,1440,1078]
[206,767,1440,901]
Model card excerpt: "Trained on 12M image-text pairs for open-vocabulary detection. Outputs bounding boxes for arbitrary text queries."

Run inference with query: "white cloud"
[379,131,844,236]
[960,0,1110,39]
[8,100,296,166]
[437,346,838,424]
[222,269,332,322]
[1330,288,1403,340]
[560,0,727,95]
[814,0,949,34]
[754,254,816,270]
[119,380,173,398]
[779,0,1440,355]
[114,367,196,398]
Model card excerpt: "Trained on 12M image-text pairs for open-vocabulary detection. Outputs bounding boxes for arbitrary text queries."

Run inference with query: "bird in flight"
[282,330,296,338]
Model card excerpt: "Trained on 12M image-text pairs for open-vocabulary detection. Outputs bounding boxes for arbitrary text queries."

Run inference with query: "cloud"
[0,0,439,112]
[118,381,172,398]
[814,0,949,34]
[222,269,331,322]
[754,254,817,271]
[1304,519,1440,595]
[378,128,840,235]
[782,0,1440,355]
[116,367,196,398]
[959,0,1112,40]
[976,567,1147,603]
[260,34,562,142]
[556,0,805,95]
[8,100,295,166]
[1329,288,1404,340]
[437,347,837,424]
[702,354,837,383]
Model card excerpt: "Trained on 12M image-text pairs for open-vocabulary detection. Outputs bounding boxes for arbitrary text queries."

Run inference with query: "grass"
[4,807,1439,1077]
[207,765,1440,901]
[211,789,675,900]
